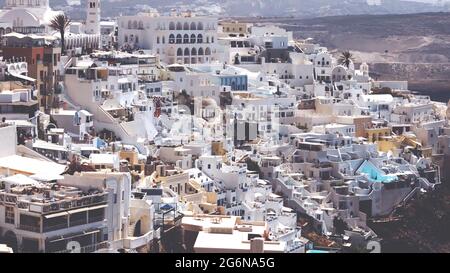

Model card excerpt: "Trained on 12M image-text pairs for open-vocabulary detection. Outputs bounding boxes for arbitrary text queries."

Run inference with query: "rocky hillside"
[245,13,450,102]
[369,183,450,253]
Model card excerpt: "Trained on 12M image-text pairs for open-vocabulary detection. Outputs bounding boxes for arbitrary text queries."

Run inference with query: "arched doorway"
[133,220,142,237]
[2,231,18,253]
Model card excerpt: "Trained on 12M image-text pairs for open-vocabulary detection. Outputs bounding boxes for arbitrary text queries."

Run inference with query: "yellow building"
[365,127,391,143]
[219,21,251,35]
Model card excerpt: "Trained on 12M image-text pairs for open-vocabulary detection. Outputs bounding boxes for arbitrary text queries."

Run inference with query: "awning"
[68,207,91,214]
[30,173,64,182]
[88,204,108,211]
[48,229,101,243]
[7,71,36,82]
[44,211,69,219]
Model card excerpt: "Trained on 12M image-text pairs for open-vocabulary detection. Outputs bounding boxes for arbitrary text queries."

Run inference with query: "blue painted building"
[218,75,248,91]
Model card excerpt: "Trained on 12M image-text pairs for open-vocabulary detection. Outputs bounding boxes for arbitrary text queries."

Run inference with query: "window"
[5,206,14,224]
[169,34,175,44]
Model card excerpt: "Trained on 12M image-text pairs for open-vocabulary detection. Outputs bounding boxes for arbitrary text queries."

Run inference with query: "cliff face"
[370,63,450,81]
[247,13,450,102]
[369,183,450,253]
[39,0,450,19]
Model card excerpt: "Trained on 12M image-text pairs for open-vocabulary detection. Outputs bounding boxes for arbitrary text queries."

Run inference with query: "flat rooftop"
[0,155,66,175]
[194,229,285,253]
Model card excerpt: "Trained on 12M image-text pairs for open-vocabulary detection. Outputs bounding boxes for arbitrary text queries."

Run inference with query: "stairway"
[128,222,136,238]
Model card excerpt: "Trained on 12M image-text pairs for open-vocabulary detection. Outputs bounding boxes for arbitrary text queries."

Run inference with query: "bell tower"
[85,0,100,35]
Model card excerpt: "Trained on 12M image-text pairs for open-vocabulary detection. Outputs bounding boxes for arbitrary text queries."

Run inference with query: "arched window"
[190,34,196,44]
[197,22,203,30]
[198,47,204,55]
[124,35,128,43]
[183,22,189,30]
[177,48,183,56]
[184,48,190,56]
[169,22,175,30]
[128,21,132,29]
[133,21,138,29]
[197,34,203,44]
[190,22,196,31]
[176,34,182,44]
[169,34,175,44]
[206,36,210,43]
[157,36,160,44]
[191,48,197,55]
[183,34,189,44]
[176,22,182,30]
[162,36,165,44]
[205,47,211,55]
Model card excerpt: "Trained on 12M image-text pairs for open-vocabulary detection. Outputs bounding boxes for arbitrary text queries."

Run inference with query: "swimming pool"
[358,160,397,183]
[307,250,330,254]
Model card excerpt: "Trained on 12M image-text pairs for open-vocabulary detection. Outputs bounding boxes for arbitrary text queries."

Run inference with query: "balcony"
[43,222,68,233]
[56,241,111,253]
[17,193,108,214]
[19,224,41,233]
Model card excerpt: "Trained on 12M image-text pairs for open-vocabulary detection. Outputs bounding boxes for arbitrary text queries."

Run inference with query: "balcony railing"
[19,224,41,233]
[69,218,88,227]
[13,193,108,214]
[54,241,111,253]
[43,223,68,233]
[88,216,105,223]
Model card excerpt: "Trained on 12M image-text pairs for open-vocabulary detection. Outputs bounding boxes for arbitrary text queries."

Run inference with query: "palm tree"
[49,14,71,55]
[338,50,355,68]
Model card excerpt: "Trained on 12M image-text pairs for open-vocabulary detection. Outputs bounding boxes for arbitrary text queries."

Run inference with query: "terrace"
[0,181,108,214]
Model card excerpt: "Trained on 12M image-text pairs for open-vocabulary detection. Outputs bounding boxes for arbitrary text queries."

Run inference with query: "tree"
[338,50,355,68]
[49,14,71,55]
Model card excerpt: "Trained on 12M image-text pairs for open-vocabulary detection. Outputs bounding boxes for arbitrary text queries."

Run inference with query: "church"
[0,0,63,34]
[0,0,103,52]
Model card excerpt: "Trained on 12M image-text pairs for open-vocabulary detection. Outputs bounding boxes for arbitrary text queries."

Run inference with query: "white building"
[0,0,62,32]
[85,0,100,35]
[117,10,220,65]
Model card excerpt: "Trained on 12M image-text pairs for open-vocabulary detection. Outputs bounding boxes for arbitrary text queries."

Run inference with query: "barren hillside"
[244,13,450,102]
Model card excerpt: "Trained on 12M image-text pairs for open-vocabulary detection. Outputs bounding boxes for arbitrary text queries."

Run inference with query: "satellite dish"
[66,241,81,253]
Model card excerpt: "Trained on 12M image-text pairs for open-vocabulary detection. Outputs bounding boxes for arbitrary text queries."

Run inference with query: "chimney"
[250,238,264,253]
